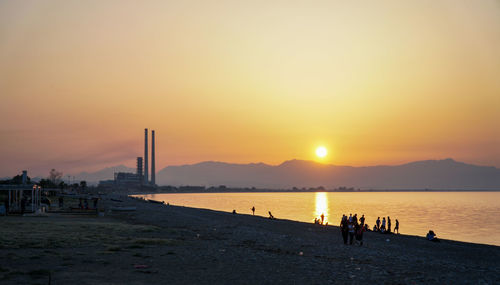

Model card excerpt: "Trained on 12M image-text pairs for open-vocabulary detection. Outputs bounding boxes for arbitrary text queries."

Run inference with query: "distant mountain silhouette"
[155,159,500,190]
[73,165,135,185]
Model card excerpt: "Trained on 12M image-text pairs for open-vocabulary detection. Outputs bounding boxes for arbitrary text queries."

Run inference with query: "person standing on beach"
[251,206,255,215]
[360,214,365,226]
[381,217,386,232]
[355,223,365,246]
[387,216,392,233]
[376,217,381,231]
[4,196,9,216]
[394,219,399,234]
[320,213,325,225]
[348,221,355,245]
[340,215,348,244]
[21,196,26,215]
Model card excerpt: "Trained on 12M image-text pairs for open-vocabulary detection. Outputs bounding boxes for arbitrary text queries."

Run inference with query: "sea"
[134,192,500,246]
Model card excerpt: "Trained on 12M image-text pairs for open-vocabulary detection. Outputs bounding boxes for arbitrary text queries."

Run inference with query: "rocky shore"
[1,194,499,284]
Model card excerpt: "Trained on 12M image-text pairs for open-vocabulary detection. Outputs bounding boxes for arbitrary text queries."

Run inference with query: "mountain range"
[73,159,500,190]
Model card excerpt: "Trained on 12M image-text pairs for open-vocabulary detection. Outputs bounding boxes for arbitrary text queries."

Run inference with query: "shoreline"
[130,189,500,195]
[1,194,499,284]
[132,195,500,248]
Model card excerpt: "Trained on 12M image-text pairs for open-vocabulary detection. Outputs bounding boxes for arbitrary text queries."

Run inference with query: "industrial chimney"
[151,130,156,185]
[144,128,149,184]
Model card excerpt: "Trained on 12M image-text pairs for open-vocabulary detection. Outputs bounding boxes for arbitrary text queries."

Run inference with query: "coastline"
[131,189,500,195]
[1,194,499,284]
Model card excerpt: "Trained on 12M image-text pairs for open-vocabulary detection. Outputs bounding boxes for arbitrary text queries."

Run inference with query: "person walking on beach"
[251,206,255,215]
[376,217,381,231]
[387,216,392,233]
[394,219,399,234]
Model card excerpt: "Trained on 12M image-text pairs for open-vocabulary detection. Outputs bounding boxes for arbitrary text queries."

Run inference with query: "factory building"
[99,129,157,189]
[136,157,143,181]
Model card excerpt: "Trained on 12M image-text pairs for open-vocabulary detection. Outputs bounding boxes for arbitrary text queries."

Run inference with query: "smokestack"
[144,128,149,184]
[151,130,155,185]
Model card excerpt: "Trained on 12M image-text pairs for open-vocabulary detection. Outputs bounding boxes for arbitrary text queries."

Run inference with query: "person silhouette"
[320,213,325,225]
[251,206,255,215]
[381,217,386,232]
[376,217,381,231]
[340,215,348,245]
[21,196,26,215]
[394,219,399,234]
[348,221,355,245]
[387,216,392,233]
[426,230,439,242]
[360,214,365,226]
[268,211,275,219]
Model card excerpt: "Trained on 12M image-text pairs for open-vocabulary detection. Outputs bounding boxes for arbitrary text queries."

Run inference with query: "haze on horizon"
[1,0,499,177]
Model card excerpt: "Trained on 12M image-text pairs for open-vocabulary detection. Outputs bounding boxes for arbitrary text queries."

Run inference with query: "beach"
[1,195,499,284]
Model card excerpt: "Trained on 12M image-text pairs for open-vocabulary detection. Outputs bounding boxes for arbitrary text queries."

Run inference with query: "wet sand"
[1,194,499,284]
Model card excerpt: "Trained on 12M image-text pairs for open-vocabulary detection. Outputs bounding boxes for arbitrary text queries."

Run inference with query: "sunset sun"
[315,146,328,158]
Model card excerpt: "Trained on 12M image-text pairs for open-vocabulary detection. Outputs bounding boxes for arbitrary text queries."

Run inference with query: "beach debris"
[134,264,149,269]
[110,206,137,211]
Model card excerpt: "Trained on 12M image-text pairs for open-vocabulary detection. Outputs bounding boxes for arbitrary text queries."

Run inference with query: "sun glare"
[315,146,328,158]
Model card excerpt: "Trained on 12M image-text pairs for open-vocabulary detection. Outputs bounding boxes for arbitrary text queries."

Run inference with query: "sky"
[1,0,499,177]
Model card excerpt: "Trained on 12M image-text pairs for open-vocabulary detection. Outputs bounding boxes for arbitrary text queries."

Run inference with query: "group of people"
[314,213,328,225]
[339,213,401,246]
[373,216,399,234]
[340,214,367,245]
[78,197,99,209]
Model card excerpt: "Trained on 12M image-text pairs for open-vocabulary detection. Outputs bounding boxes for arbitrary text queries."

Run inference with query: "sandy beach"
[1,194,499,284]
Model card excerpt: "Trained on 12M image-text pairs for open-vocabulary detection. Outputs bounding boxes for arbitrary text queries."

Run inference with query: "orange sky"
[1,0,499,177]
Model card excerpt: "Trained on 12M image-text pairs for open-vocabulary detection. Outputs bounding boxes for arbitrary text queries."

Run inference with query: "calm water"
[136,192,500,246]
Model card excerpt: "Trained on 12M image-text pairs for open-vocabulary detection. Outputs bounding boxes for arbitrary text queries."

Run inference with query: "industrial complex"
[99,129,157,189]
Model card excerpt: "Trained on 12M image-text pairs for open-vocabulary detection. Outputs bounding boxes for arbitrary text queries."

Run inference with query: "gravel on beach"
[1,194,499,284]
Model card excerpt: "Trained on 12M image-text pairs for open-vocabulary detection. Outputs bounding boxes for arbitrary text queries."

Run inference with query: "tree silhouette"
[49,169,63,185]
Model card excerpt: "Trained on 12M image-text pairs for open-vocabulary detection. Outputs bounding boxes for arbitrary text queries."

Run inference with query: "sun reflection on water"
[314,192,329,224]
